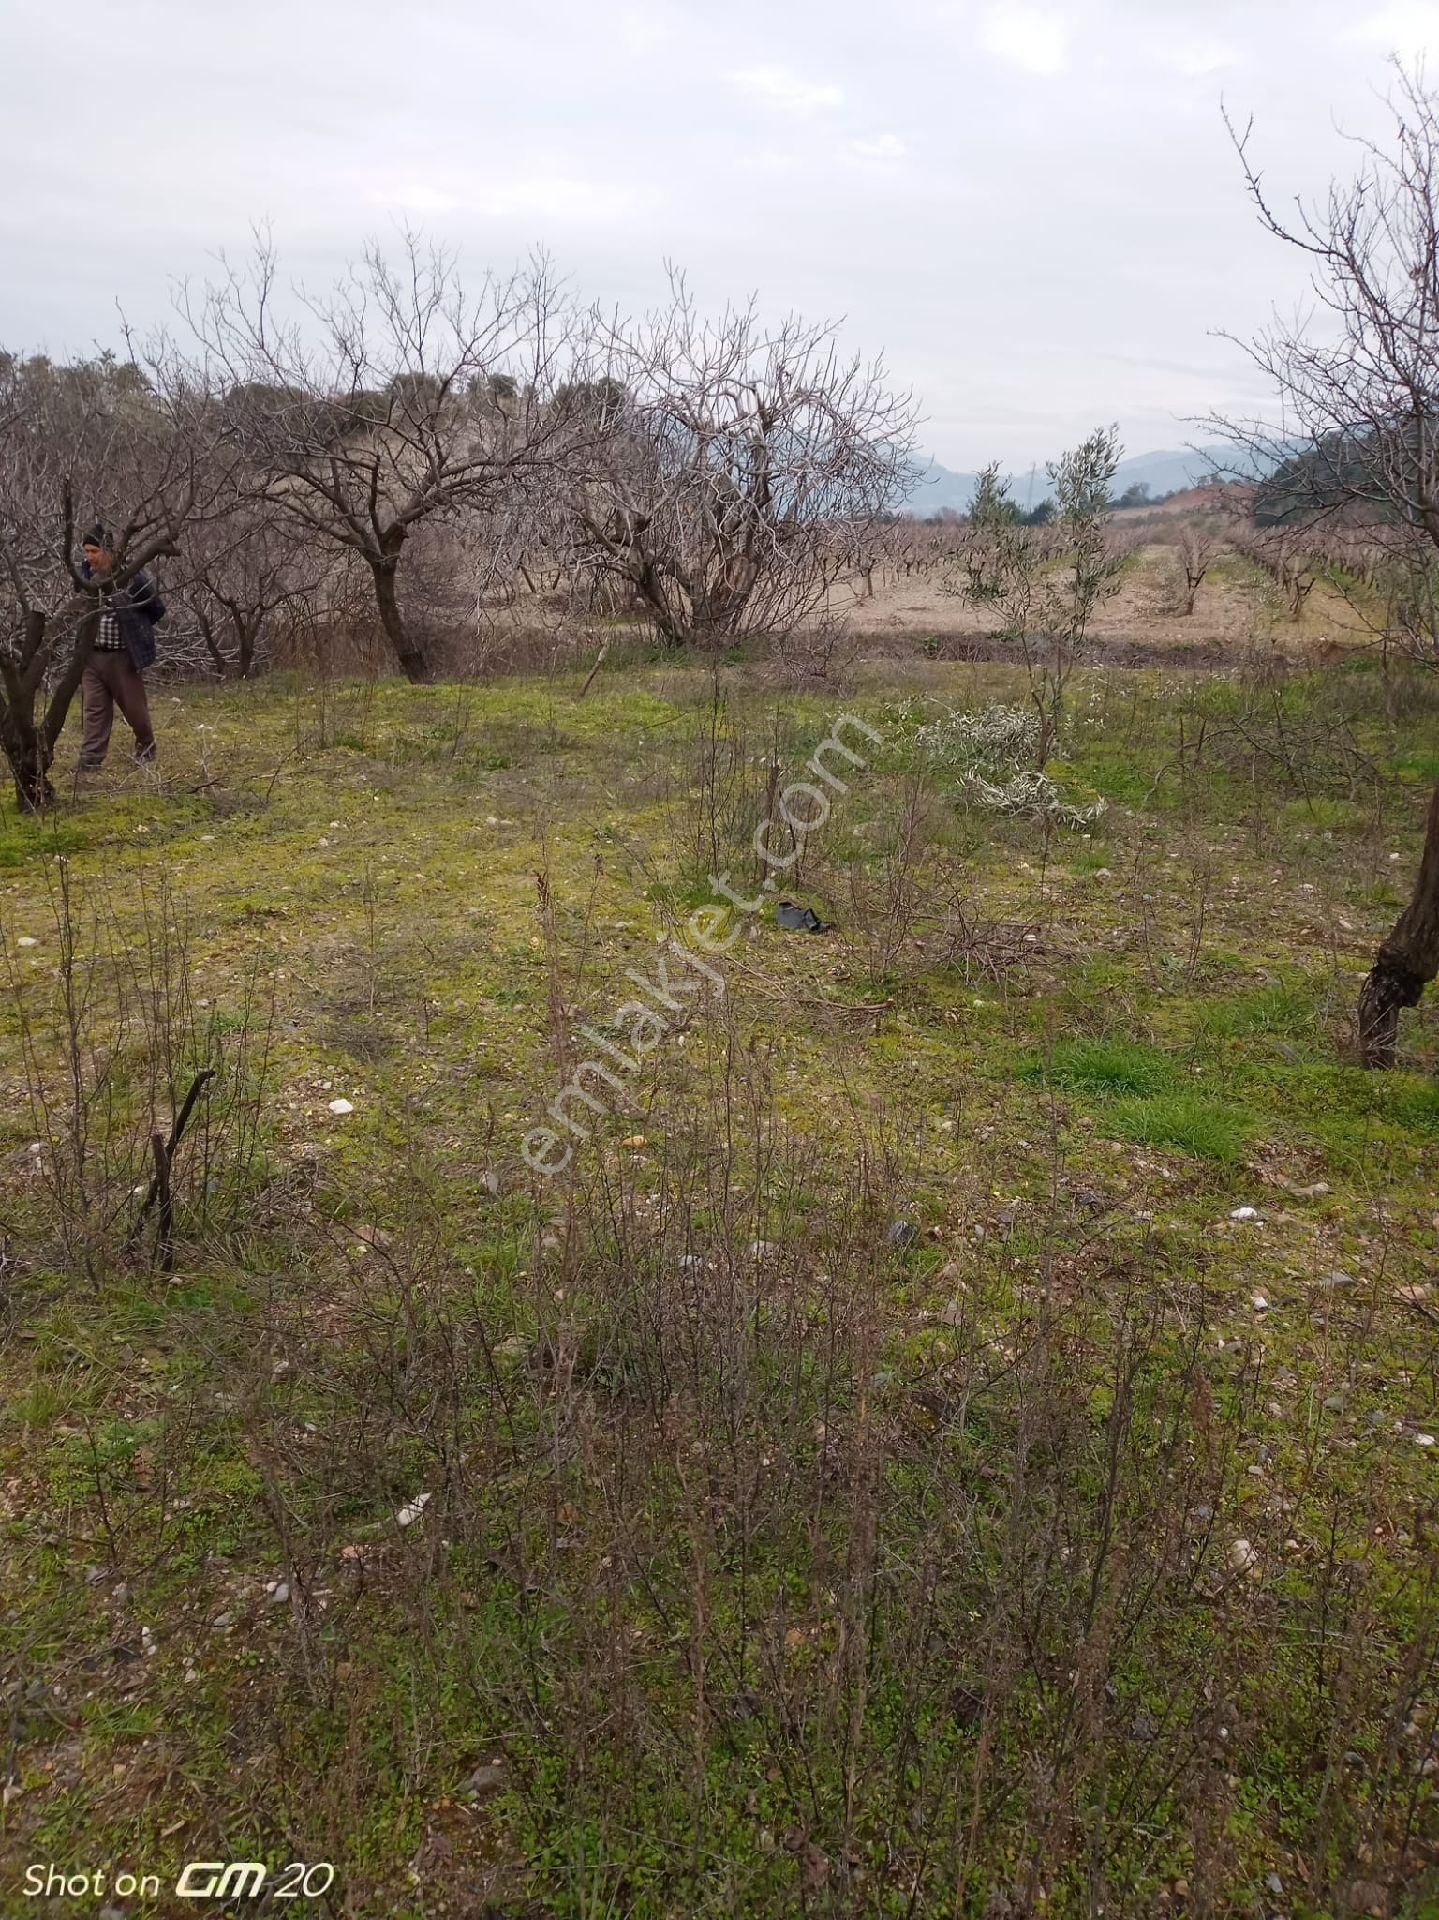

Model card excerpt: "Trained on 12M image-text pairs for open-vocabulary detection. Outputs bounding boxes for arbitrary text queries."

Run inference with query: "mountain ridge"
[903,444,1245,516]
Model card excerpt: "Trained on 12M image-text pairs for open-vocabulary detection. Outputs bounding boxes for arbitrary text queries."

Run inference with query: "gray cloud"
[1,0,1431,467]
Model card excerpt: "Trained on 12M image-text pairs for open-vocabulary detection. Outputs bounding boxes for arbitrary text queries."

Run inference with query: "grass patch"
[1,661,1437,1914]
[1108,1093,1255,1163]
[1194,978,1323,1044]
[1395,747,1439,785]
[1066,845,1113,874]
[1025,1036,1175,1098]
[1280,796,1367,832]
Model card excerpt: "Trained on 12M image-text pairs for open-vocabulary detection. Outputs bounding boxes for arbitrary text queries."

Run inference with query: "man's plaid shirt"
[95,600,125,650]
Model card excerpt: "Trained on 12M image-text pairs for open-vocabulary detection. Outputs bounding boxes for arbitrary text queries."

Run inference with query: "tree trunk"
[1357,779,1439,1066]
[623,551,686,646]
[0,684,55,811]
[369,556,432,683]
[3,716,55,812]
[196,608,229,680]
[238,612,258,680]
[0,612,59,811]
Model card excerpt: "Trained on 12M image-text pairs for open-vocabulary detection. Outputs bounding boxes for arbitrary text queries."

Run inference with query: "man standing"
[77,526,166,770]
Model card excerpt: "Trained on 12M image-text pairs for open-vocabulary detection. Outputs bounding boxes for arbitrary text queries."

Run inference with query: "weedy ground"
[1,629,1438,1919]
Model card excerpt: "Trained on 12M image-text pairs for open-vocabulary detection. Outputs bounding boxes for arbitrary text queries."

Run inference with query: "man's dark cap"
[81,524,112,550]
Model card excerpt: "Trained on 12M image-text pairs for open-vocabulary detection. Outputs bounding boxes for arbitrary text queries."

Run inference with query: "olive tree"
[952,429,1125,765]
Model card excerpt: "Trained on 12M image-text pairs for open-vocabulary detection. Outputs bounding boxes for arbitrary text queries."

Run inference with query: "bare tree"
[0,349,206,809]
[1217,66,1439,1062]
[184,234,576,683]
[564,273,920,649]
[1171,518,1222,614]
[174,503,319,679]
[1230,522,1319,620]
[1370,542,1439,668]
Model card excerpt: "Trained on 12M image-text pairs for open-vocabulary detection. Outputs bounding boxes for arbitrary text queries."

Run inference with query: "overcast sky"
[3,0,1436,469]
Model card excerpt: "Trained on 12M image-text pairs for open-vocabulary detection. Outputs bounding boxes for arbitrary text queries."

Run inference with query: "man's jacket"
[79,561,167,671]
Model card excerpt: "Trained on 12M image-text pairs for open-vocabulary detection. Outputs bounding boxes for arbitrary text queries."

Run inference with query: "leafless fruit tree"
[174,503,320,679]
[184,234,578,683]
[1229,523,1319,620]
[0,349,207,809]
[1216,66,1439,1063]
[564,273,920,649]
[1171,518,1222,614]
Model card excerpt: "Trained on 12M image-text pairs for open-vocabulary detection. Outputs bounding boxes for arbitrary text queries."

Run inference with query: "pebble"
[327,1097,355,1115]
[1229,1206,1261,1222]
[1228,1538,1257,1573]
[396,1493,432,1525]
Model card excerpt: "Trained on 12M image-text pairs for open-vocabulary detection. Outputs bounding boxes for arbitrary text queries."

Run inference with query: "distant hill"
[902,444,1262,517]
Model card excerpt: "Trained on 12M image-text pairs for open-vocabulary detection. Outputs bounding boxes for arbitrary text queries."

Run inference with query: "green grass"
[1024,1036,1176,1098]
[1194,977,1323,1043]
[1109,1092,1256,1162]
[1280,795,1369,832]
[1,656,1437,1916]
[1396,747,1439,784]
